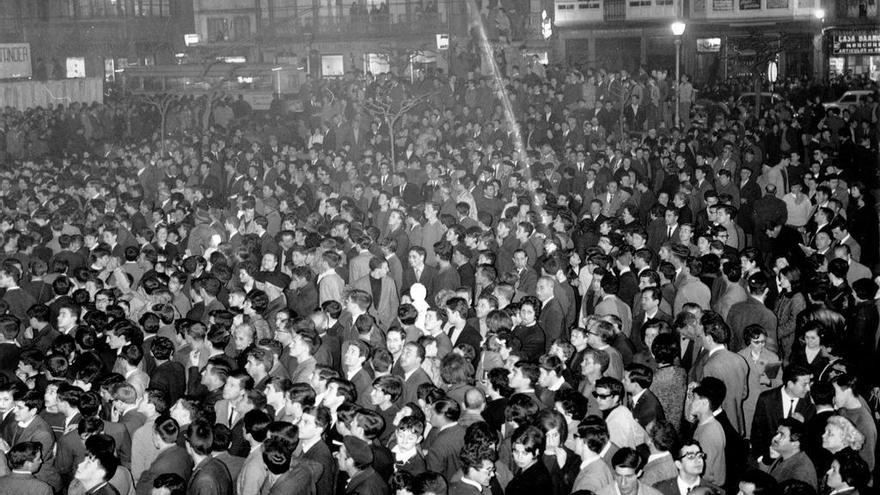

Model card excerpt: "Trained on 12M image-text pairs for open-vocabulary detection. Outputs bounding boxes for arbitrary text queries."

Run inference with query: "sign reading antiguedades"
[831,31,880,55]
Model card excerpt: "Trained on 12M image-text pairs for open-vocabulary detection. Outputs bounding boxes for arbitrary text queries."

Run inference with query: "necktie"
[415,267,422,281]
[787,399,795,418]
[228,406,236,425]
[668,226,673,238]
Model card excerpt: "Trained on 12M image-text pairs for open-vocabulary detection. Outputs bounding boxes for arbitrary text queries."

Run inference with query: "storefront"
[826,28,880,81]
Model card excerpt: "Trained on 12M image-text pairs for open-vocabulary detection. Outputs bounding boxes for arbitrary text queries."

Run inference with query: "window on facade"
[629,0,652,6]
[233,16,251,41]
[207,17,229,42]
[656,0,673,5]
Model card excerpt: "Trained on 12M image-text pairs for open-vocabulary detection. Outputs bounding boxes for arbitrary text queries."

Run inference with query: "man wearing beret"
[336,436,389,495]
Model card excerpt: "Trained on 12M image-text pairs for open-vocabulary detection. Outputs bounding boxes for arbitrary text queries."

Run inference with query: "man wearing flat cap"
[336,436,389,495]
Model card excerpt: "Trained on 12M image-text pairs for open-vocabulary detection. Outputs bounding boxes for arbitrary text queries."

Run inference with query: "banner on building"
[0,43,32,79]
[831,30,880,55]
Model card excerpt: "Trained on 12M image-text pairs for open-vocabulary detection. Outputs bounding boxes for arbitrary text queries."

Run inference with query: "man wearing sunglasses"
[653,440,722,495]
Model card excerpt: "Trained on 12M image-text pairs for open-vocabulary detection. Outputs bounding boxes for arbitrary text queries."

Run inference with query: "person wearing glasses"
[737,324,781,440]
[653,440,721,495]
[449,441,497,495]
[593,377,646,449]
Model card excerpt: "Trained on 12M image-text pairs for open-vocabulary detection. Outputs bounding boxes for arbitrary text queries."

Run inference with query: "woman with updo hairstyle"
[822,415,865,459]
[775,265,806,362]
[533,409,580,495]
[505,425,553,495]
[649,332,686,432]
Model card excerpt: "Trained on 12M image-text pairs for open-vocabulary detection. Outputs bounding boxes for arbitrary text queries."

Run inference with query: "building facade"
[553,0,878,84]
[190,0,550,77]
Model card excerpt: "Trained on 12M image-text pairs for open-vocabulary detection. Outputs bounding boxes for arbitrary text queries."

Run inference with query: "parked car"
[736,92,786,109]
[822,90,875,112]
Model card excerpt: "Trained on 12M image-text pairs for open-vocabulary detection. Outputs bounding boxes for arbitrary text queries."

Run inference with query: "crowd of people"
[0,60,877,495]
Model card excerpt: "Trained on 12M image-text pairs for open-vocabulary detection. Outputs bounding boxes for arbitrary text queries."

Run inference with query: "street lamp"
[671,21,686,128]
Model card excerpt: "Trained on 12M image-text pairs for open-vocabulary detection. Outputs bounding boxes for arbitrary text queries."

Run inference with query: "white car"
[823,90,875,111]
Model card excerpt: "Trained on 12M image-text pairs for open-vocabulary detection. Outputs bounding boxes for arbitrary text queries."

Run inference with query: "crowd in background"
[0,62,876,495]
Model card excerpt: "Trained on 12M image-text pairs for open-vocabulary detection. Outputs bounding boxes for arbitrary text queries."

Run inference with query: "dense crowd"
[0,61,877,495]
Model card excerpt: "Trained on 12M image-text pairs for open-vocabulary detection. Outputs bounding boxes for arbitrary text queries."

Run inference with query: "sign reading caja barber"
[0,43,32,79]
[831,31,880,56]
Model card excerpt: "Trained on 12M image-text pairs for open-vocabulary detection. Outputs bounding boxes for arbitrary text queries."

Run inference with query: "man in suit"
[111,384,147,439]
[631,288,671,353]
[261,435,324,495]
[624,363,665,428]
[342,340,375,409]
[653,441,723,495]
[135,416,194,495]
[147,337,185,405]
[0,315,21,377]
[185,420,233,495]
[671,248,711,315]
[751,364,815,461]
[337,436,389,495]
[352,258,399,331]
[0,441,53,495]
[444,297,482,367]
[214,371,257,457]
[512,249,538,295]
[758,418,818,489]
[641,421,678,487]
[0,265,35,323]
[316,251,345,306]
[424,398,466,482]
[570,417,615,493]
[536,276,566,345]
[727,272,778,353]
[288,328,319,385]
[119,344,151,400]
[402,246,437,302]
[299,406,337,495]
[623,95,647,133]
[72,448,120,495]
[695,316,749,436]
[593,274,633,340]
[235,409,272,495]
[392,172,422,207]
[7,390,60,491]
[397,342,432,405]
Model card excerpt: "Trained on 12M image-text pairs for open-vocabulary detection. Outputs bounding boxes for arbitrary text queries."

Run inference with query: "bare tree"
[728,30,797,117]
[141,93,177,152]
[362,86,434,168]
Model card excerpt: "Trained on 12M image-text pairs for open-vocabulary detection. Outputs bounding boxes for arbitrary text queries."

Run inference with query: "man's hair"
[185,420,215,456]
[154,415,181,444]
[7,441,42,470]
[611,447,644,471]
[153,473,187,494]
[243,409,272,443]
[431,398,461,422]
[576,415,609,454]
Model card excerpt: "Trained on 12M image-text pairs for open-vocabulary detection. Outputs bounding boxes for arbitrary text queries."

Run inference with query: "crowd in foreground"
[0,62,877,495]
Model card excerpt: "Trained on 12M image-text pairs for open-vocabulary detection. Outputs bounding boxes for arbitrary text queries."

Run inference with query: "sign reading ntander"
[0,43,32,79]
[831,31,880,56]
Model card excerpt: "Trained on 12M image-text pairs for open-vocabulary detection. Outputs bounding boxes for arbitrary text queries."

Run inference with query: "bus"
[119,63,305,111]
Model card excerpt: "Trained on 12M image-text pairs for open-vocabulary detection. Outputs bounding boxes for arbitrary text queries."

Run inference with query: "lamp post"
[671,21,686,128]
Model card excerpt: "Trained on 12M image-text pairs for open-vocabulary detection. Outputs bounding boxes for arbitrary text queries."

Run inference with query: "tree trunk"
[388,116,396,171]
